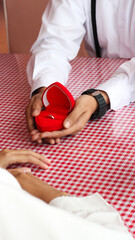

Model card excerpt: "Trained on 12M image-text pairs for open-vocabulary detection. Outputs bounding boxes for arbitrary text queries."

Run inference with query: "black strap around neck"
[91,0,101,57]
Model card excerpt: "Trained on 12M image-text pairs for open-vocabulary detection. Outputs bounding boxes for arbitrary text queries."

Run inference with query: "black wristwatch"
[81,89,107,119]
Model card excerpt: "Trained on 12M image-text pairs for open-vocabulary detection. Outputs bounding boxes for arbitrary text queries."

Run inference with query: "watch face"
[91,90,100,96]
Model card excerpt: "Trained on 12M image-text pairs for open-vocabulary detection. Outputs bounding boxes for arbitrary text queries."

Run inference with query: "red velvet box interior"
[35,82,75,132]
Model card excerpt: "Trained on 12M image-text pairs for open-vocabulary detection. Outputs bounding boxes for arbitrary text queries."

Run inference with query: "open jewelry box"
[35,82,75,132]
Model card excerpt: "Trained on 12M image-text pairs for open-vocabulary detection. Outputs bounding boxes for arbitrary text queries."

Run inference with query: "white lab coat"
[27,0,135,110]
[0,168,133,240]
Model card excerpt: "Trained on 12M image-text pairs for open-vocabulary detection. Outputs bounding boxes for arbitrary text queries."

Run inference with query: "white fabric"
[27,0,135,110]
[0,168,133,240]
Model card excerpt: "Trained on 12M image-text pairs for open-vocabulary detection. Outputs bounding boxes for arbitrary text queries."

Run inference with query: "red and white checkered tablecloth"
[0,53,135,238]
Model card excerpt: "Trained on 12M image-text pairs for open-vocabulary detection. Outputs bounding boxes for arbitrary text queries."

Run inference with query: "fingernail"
[37,139,42,144]
[64,120,70,128]
[44,164,49,169]
[23,168,31,173]
[33,110,39,116]
[31,130,39,135]
[47,160,51,165]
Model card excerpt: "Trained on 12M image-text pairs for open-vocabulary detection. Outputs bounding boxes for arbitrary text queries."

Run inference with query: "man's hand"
[25,87,45,144]
[0,149,51,169]
[25,87,61,144]
[26,88,109,144]
[39,94,98,140]
[39,90,109,142]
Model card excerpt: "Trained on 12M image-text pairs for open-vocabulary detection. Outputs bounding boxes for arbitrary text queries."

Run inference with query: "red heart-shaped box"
[35,82,75,132]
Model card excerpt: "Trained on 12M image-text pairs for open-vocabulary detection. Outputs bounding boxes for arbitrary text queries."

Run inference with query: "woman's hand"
[9,168,68,203]
[0,149,51,169]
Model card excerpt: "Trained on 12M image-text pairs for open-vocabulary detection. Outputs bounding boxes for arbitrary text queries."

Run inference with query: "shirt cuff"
[96,73,131,110]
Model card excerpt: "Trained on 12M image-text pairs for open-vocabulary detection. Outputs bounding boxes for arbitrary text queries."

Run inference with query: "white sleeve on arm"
[27,0,86,94]
[96,58,135,110]
[50,194,133,240]
[0,168,133,240]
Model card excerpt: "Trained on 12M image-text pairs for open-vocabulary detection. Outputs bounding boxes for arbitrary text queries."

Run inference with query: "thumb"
[8,167,31,176]
[32,95,43,117]
[63,105,81,129]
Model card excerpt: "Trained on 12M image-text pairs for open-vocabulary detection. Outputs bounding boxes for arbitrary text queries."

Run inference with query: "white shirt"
[27,0,135,110]
[0,168,133,240]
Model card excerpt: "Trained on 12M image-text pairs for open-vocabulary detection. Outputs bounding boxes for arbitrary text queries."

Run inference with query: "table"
[0,53,135,238]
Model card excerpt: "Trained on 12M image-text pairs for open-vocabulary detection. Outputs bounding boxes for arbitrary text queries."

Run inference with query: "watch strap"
[81,89,107,119]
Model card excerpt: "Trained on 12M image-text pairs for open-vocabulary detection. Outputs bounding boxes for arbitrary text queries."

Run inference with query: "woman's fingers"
[0,149,51,169]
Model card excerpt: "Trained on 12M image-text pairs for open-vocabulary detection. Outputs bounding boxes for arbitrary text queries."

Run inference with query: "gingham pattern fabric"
[0,54,135,238]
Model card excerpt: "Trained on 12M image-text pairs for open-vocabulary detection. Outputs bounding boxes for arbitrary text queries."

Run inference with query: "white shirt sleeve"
[27,0,86,94]
[96,58,135,110]
[27,0,135,110]
[0,168,133,240]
